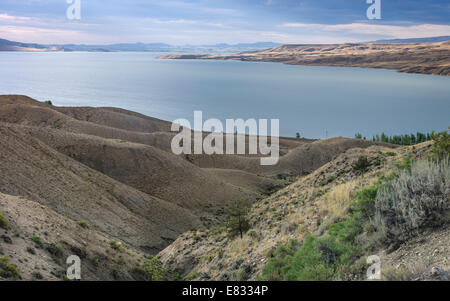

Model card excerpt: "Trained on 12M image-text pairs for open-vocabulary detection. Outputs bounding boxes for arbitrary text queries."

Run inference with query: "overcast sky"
[1,0,450,44]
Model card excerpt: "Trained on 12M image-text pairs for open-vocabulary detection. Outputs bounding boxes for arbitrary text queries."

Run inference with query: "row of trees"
[355,132,432,146]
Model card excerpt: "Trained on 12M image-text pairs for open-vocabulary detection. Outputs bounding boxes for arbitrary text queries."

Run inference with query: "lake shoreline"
[1,51,449,138]
[160,41,450,76]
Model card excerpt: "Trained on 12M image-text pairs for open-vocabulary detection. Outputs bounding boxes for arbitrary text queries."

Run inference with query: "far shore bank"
[160,41,450,76]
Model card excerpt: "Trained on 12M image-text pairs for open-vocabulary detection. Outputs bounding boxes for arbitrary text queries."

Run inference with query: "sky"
[0,0,450,45]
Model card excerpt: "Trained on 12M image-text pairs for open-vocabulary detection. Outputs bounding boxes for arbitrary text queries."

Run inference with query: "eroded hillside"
[158,142,449,281]
[0,95,400,280]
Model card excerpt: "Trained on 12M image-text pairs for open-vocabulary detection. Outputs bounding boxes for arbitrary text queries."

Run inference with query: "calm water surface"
[0,52,449,138]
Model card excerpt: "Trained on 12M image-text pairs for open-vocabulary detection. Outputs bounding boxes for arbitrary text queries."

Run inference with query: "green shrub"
[349,172,398,220]
[259,233,360,281]
[375,159,450,244]
[45,243,63,258]
[353,186,378,202]
[110,240,124,252]
[395,156,416,170]
[377,172,399,183]
[320,176,336,186]
[31,236,44,248]
[327,216,362,243]
[0,256,20,279]
[43,100,53,105]
[76,221,89,229]
[431,127,450,160]
[373,157,382,166]
[351,186,379,218]
[259,240,299,281]
[31,236,63,257]
[283,235,358,281]
[352,156,371,173]
[132,256,167,281]
[0,213,8,229]
[258,257,287,281]
[260,184,384,281]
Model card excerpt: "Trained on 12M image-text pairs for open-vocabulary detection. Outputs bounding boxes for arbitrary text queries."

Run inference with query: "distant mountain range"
[0,38,280,53]
[2,36,450,53]
[0,38,61,51]
[370,36,450,44]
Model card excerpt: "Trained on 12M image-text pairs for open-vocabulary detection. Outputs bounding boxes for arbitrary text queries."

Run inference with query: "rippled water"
[1,51,449,138]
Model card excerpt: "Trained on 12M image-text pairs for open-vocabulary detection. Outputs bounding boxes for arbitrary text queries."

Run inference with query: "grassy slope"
[158,142,449,280]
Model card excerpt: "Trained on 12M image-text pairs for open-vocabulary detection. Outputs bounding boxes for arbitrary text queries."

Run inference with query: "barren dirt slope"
[0,123,201,253]
[0,193,148,280]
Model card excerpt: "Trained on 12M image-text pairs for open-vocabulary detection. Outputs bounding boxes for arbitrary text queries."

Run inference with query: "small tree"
[227,200,251,239]
[354,133,362,139]
[431,127,450,161]
[410,133,416,145]
[296,132,301,139]
[352,156,371,173]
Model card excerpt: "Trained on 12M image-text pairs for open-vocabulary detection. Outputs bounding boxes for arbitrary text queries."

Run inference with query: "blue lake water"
[0,52,449,138]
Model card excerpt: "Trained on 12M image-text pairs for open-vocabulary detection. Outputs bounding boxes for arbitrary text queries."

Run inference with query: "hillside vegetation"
[159,135,449,281]
[0,95,398,280]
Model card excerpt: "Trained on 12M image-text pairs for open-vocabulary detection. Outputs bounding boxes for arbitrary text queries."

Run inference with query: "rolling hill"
[0,95,399,280]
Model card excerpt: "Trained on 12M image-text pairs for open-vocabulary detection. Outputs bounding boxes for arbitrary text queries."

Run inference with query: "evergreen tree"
[401,134,410,145]
[431,127,450,160]
[417,132,424,143]
[227,200,251,239]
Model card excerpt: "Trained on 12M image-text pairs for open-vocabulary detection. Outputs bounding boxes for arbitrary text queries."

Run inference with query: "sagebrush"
[375,159,450,244]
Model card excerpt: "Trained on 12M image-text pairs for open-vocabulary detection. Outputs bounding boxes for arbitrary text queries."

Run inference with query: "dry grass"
[321,181,358,216]
[229,236,253,257]
[382,263,428,281]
